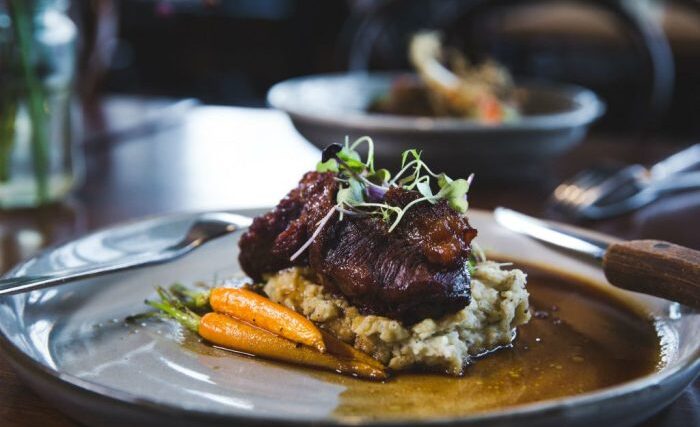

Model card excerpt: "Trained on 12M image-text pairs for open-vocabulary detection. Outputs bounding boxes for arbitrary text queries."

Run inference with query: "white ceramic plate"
[0,209,697,427]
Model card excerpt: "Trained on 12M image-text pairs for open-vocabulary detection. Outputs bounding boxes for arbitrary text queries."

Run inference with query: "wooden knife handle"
[603,240,700,310]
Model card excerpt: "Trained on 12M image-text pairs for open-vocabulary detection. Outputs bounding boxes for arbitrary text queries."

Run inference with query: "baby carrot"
[199,312,386,380]
[209,287,326,352]
[147,287,387,379]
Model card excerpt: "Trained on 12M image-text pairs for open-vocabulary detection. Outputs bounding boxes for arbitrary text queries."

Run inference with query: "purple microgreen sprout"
[365,184,388,203]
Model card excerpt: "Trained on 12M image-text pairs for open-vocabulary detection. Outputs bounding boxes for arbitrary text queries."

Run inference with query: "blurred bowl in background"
[267,72,605,182]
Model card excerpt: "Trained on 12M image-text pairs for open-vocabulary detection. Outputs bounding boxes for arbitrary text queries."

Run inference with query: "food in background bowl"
[267,70,604,181]
[370,31,519,123]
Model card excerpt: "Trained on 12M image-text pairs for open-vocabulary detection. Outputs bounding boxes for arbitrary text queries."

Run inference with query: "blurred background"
[87,0,700,135]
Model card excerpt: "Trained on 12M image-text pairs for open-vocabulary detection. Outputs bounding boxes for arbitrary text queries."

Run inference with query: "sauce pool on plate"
[320,264,663,421]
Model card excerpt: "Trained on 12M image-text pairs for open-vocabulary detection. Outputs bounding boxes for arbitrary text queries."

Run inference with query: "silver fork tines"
[550,143,700,220]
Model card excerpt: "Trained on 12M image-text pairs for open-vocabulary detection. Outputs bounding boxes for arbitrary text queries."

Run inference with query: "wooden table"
[0,101,697,426]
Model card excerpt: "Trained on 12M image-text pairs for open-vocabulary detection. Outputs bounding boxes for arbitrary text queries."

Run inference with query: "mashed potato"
[262,262,530,375]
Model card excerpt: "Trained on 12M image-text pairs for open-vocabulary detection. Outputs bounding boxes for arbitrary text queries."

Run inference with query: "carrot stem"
[169,283,211,311]
[146,287,201,333]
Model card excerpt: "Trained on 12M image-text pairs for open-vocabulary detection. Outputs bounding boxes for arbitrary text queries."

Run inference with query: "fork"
[579,171,700,219]
[550,144,700,219]
[0,212,252,296]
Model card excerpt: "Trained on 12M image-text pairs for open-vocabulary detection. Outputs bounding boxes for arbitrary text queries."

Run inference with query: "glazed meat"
[238,172,338,281]
[239,172,477,323]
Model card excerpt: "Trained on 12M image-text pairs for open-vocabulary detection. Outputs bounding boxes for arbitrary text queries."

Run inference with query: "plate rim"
[0,208,698,426]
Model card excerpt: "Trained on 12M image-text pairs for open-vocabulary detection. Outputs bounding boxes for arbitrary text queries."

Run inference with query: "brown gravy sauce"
[316,264,663,421]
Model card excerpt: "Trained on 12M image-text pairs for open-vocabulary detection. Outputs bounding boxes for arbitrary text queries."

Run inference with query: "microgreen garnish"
[290,136,474,261]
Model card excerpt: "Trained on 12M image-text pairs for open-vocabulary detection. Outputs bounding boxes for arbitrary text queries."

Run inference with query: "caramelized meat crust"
[238,172,338,281]
[239,173,477,323]
[384,187,477,268]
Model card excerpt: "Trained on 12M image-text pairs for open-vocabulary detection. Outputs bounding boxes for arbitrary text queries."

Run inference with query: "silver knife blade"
[493,207,609,261]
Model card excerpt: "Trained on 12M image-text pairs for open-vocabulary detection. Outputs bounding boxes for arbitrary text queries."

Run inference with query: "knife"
[494,207,700,310]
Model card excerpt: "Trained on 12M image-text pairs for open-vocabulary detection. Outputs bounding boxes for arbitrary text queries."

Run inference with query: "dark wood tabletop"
[0,99,698,426]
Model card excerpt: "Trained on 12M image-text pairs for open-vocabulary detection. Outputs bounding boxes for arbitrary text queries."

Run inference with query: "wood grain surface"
[604,240,700,309]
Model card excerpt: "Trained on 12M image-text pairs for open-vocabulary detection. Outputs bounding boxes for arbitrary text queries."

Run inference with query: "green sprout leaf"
[437,173,452,189]
[381,208,392,222]
[467,258,477,276]
[349,179,364,202]
[337,146,366,173]
[401,148,421,168]
[316,158,339,173]
[337,187,357,206]
[340,145,361,161]
[416,177,433,200]
[368,168,391,184]
[450,197,469,213]
[337,179,364,206]
[437,178,470,213]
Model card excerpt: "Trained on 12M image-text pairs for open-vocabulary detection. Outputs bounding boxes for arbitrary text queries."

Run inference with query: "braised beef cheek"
[238,173,477,323]
[238,171,338,281]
